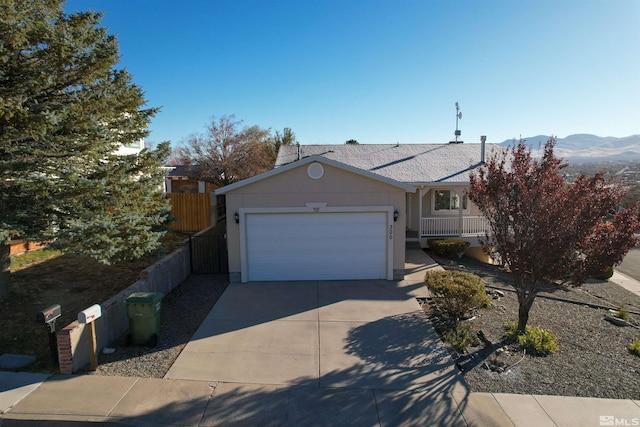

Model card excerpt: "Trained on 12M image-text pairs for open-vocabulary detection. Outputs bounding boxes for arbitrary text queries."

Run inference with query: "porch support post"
[418,186,423,239]
[406,193,412,229]
[165,178,172,193]
[457,189,463,236]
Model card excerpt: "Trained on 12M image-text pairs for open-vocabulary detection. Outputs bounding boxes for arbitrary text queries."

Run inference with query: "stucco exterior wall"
[223,162,409,281]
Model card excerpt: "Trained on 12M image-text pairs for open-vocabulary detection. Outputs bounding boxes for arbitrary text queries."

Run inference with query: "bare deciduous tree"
[177,115,272,187]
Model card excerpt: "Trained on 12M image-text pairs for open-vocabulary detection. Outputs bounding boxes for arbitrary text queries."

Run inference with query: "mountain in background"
[499,134,640,163]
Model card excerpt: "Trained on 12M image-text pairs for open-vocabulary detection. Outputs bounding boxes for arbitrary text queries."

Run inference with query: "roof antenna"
[449,102,463,144]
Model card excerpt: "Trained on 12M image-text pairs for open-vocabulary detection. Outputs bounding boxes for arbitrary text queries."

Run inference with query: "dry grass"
[0,231,192,372]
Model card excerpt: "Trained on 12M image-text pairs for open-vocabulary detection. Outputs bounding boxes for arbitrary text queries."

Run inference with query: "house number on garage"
[389,224,393,240]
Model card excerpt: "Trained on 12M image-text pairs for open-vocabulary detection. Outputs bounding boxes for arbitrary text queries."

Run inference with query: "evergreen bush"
[444,322,478,352]
[595,266,615,280]
[427,239,470,258]
[425,270,491,320]
[504,320,559,355]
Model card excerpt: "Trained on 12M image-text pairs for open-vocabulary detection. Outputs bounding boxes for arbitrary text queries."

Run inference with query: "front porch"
[405,216,490,241]
[405,216,493,264]
[420,216,490,237]
[405,186,490,243]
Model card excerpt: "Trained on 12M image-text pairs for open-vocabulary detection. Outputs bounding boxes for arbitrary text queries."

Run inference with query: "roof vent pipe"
[480,135,487,163]
[296,142,301,160]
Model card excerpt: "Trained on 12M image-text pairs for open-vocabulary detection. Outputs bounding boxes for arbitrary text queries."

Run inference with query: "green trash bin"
[125,292,163,347]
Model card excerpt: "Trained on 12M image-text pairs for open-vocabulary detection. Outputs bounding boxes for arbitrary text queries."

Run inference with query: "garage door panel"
[247,262,384,281]
[250,221,384,235]
[249,235,383,252]
[245,212,389,281]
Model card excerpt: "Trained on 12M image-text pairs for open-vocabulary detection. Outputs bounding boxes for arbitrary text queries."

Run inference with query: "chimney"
[480,135,487,163]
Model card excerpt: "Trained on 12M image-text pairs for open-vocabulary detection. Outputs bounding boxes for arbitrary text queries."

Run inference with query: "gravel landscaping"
[79,274,228,378]
[424,254,640,400]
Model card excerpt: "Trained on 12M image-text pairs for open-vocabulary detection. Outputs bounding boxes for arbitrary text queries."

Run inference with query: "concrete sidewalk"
[2,368,639,426]
[610,270,640,297]
[2,247,639,426]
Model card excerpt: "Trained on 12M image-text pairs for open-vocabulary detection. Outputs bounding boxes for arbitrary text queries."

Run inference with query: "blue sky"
[64,0,640,147]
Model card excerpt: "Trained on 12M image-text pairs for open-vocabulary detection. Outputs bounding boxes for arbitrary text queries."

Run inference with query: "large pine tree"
[0,0,171,299]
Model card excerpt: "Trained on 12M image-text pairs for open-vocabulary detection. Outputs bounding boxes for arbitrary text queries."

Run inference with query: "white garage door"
[245,212,388,281]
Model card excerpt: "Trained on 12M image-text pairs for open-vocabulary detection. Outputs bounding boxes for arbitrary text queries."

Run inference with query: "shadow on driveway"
[4,279,476,426]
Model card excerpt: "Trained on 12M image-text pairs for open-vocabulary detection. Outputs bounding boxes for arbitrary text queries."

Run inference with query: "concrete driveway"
[5,276,636,426]
[165,280,462,392]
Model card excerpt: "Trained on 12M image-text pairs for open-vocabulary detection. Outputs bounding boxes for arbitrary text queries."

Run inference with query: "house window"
[434,190,467,211]
[124,140,143,150]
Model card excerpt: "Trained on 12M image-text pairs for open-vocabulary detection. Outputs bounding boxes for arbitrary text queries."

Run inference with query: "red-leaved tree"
[469,138,639,334]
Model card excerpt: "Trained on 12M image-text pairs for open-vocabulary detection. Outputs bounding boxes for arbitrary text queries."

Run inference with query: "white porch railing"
[421,216,490,237]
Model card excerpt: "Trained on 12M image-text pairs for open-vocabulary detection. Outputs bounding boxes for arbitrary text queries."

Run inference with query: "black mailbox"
[37,304,61,324]
[36,304,62,364]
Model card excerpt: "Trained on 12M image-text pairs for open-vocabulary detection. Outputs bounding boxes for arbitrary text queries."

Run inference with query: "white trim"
[305,202,328,210]
[238,205,395,282]
[418,186,423,246]
[307,162,325,179]
[409,182,471,187]
[406,193,412,229]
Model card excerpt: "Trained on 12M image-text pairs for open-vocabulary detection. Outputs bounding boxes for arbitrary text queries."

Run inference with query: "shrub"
[444,322,478,352]
[504,320,559,356]
[504,320,518,339]
[425,270,492,320]
[595,266,614,280]
[615,307,630,321]
[427,238,470,259]
[629,339,640,357]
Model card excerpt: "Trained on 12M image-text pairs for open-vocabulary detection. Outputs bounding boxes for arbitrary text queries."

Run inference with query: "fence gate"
[189,233,228,274]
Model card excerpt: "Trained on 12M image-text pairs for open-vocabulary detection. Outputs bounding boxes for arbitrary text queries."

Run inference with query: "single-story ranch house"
[215,141,499,283]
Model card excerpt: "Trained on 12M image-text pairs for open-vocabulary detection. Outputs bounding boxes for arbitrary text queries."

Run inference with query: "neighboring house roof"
[215,155,416,195]
[275,143,501,184]
[166,165,201,178]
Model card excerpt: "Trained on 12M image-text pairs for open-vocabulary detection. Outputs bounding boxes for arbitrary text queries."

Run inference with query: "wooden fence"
[10,240,47,255]
[167,193,212,232]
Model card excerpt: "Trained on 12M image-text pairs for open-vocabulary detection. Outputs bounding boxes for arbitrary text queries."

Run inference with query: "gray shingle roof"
[216,155,415,195]
[166,165,200,177]
[275,143,500,184]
